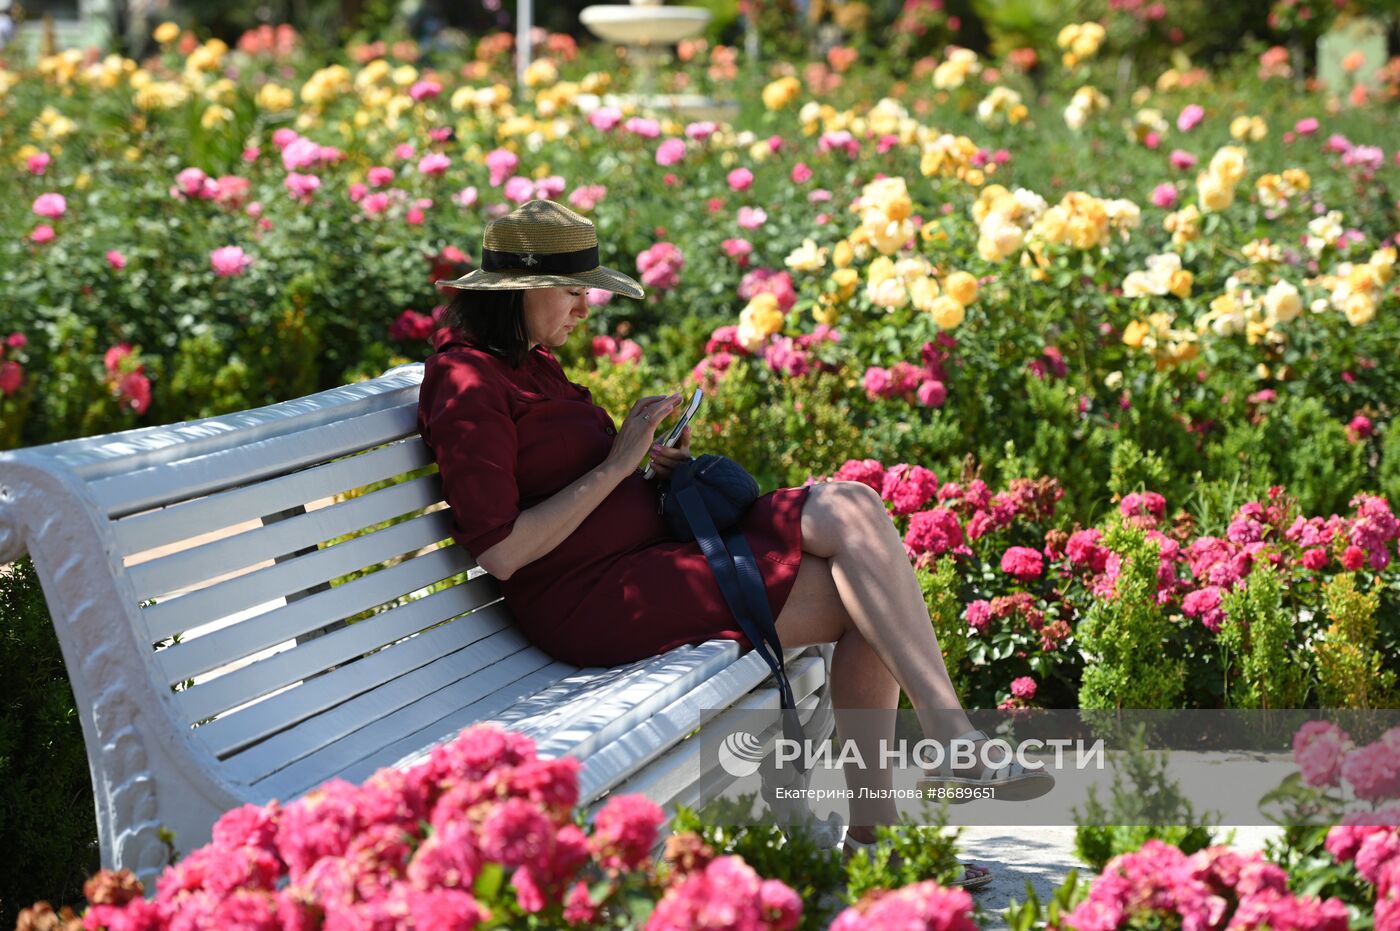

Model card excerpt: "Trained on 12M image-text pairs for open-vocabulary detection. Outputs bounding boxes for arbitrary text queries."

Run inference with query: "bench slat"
[36,369,421,481]
[251,651,572,800]
[157,545,476,687]
[130,474,445,602]
[141,510,470,642]
[172,578,497,721]
[487,655,686,747]
[331,644,735,794]
[576,652,826,803]
[598,689,824,818]
[91,404,419,518]
[193,602,518,759]
[216,616,531,781]
[113,439,434,556]
[521,641,741,758]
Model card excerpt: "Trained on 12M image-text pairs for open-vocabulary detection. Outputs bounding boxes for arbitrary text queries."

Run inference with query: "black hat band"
[480,244,599,274]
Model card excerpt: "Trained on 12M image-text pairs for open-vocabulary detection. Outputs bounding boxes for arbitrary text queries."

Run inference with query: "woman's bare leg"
[775,481,977,745]
[774,553,900,838]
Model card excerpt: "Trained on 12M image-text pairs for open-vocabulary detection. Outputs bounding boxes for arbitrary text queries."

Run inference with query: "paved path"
[941,825,1283,929]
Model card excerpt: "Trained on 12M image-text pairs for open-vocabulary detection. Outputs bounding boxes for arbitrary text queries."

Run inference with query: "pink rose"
[1151,182,1179,208]
[1011,676,1037,700]
[106,250,128,270]
[684,120,717,142]
[210,245,252,277]
[30,225,55,243]
[623,116,660,138]
[485,148,519,187]
[1169,149,1199,171]
[32,192,67,218]
[1000,546,1044,581]
[588,107,622,132]
[26,153,51,175]
[503,176,535,203]
[737,206,767,229]
[417,153,451,176]
[791,162,813,183]
[408,79,441,101]
[283,172,321,201]
[0,362,23,396]
[655,138,686,167]
[1295,117,1320,136]
[1177,104,1205,132]
[727,167,754,192]
[367,166,395,187]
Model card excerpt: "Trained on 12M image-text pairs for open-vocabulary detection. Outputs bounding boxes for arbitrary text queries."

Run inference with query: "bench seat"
[0,363,834,888]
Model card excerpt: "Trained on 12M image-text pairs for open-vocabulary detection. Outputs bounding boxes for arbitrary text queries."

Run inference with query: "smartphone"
[642,388,703,480]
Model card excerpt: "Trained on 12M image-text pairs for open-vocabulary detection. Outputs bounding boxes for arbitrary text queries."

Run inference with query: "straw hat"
[436,199,645,300]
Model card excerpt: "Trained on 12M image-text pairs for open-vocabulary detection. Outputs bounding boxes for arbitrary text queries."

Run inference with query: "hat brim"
[435,265,645,300]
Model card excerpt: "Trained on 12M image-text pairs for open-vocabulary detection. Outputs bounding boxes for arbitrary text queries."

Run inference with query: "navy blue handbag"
[658,455,807,754]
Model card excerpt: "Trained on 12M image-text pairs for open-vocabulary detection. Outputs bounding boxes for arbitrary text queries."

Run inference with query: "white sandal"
[914,728,1055,803]
[840,833,994,891]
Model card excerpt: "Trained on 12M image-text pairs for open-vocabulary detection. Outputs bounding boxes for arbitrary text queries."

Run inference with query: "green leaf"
[474,862,505,901]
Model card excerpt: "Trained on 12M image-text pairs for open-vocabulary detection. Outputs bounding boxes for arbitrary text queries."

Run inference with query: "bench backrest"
[0,363,535,770]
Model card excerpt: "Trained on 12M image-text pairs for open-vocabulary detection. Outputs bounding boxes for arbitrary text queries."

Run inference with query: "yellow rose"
[1262,280,1302,322]
[762,76,801,111]
[831,268,859,301]
[740,292,786,337]
[944,270,978,305]
[1122,320,1150,348]
[1196,171,1234,213]
[391,64,419,87]
[256,83,294,112]
[909,276,941,313]
[866,256,897,286]
[928,295,965,330]
[1208,146,1248,187]
[1343,292,1376,326]
[832,239,854,268]
[153,21,180,44]
[200,105,232,129]
[812,296,841,326]
[1168,269,1194,299]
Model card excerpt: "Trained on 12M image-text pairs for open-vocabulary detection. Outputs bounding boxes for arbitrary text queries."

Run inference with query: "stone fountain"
[577,0,737,122]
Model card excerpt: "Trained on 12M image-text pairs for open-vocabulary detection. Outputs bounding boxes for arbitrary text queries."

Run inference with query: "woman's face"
[522,286,589,349]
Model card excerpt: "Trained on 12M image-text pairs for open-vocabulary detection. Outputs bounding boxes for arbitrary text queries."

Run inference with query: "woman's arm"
[473,456,630,581]
[475,392,684,581]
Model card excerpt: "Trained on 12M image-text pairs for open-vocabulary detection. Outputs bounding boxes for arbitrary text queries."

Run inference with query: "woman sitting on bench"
[417,200,1052,886]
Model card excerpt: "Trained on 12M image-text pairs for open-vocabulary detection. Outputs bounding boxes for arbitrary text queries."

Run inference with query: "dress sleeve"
[418,353,520,559]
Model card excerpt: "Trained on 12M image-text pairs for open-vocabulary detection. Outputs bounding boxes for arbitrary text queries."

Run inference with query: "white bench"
[0,363,835,887]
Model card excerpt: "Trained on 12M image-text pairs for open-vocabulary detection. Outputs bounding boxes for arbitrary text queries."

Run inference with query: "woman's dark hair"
[439,288,532,368]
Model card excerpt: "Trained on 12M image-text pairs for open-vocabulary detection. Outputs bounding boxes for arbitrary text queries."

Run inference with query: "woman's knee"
[801,481,888,558]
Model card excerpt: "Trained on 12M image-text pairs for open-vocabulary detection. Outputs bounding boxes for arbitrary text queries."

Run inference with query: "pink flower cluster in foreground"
[1064,840,1349,931]
[79,725,663,930]
[1325,822,1400,929]
[1294,721,1400,804]
[65,721,986,931]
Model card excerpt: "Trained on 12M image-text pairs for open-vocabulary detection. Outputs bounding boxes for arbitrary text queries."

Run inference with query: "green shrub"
[1314,572,1395,709]
[1076,521,1185,709]
[916,556,970,701]
[0,558,99,928]
[1219,562,1310,710]
[1072,724,1218,873]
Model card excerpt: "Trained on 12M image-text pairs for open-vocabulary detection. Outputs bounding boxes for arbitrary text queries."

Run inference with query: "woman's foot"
[917,729,1055,802]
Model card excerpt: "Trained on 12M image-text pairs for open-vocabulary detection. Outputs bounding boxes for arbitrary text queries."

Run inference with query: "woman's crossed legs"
[773,480,981,844]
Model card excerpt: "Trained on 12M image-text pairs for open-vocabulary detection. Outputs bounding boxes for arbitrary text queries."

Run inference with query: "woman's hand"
[603,393,683,478]
[647,425,692,481]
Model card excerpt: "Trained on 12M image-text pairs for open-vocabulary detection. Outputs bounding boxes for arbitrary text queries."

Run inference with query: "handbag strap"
[674,484,807,756]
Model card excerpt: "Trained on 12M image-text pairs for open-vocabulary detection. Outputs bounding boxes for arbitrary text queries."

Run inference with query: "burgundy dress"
[416,331,812,667]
